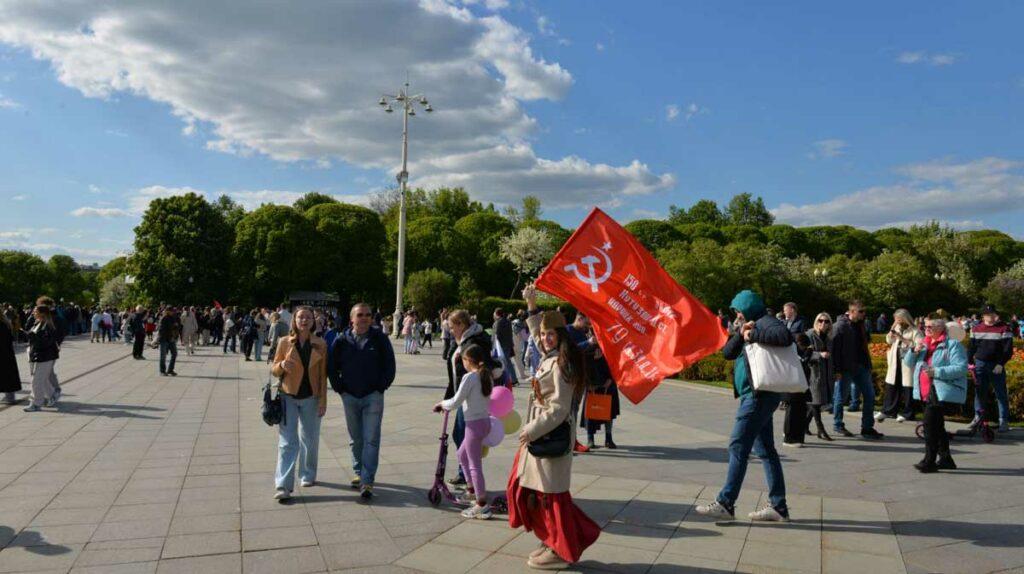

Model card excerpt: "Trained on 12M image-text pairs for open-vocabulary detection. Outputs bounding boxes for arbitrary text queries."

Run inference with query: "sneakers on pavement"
[300,479,315,487]
[273,488,291,500]
[461,503,493,520]
[350,477,361,489]
[896,415,908,423]
[748,504,790,522]
[835,427,855,438]
[874,412,886,422]
[782,441,803,448]
[23,404,41,412]
[360,485,374,501]
[694,500,735,521]
[998,421,1010,433]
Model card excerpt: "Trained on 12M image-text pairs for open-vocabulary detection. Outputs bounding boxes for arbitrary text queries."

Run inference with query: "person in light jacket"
[181,307,199,356]
[904,316,967,473]
[507,284,600,570]
[877,309,922,423]
[270,307,328,500]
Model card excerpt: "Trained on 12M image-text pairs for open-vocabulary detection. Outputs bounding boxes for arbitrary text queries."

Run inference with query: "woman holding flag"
[507,284,600,570]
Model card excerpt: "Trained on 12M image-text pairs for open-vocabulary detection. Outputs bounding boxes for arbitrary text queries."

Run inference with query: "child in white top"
[435,344,494,519]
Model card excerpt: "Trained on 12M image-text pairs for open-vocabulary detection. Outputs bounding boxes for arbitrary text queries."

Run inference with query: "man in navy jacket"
[328,303,396,500]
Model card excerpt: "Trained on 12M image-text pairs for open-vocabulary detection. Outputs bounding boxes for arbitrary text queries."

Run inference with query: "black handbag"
[527,418,573,458]
[261,377,284,426]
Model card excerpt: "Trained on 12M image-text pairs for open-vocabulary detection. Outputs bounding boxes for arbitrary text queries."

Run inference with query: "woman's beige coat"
[885,323,923,385]
[514,312,576,493]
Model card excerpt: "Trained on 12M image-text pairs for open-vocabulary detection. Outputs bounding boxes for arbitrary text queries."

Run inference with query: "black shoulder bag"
[261,373,284,426]
[527,418,572,458]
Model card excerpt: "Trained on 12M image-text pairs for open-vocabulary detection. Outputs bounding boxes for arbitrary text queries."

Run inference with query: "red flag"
[536,208,727,404]
[213,300,223,310]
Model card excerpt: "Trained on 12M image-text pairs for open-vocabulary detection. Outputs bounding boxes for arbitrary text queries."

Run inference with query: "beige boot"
[527,548,569,570]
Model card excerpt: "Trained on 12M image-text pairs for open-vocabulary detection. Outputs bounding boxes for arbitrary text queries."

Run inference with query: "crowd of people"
[0,286,1017,571]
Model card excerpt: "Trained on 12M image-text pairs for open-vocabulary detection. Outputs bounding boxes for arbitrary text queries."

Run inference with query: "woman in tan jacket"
[877,308,923,423]
[507,285,600,570]
[270,307,328,500]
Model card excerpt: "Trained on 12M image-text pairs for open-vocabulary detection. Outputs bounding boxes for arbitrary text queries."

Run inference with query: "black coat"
[28,324,60,363]
[444,329,500,400]
[828,314,871,375]
[0,321,21,393]
[803,328,834,406]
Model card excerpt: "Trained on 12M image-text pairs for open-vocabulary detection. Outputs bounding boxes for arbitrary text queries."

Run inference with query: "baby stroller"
[428,410,508,513]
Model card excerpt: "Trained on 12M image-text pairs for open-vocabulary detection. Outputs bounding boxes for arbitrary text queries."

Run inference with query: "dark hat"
[981,304,998,316]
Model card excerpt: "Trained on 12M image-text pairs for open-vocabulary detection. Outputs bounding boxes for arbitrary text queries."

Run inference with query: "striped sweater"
[968,321,1014,365]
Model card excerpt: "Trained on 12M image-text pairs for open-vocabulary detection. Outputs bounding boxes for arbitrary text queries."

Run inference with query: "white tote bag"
[745,343,807,393]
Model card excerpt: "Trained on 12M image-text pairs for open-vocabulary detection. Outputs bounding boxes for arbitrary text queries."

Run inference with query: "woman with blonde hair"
[803,312,834,441]
[270,306,328,500]
[24,305,61,412]
[877,309,923,423]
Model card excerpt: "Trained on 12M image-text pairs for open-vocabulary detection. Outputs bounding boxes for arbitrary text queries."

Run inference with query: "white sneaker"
[782,441,803,448]
[998,421,1010,433]
[896,415,907,423]
[461,504,493,520]
[748,504,790,522]
[874,412,886,422]
[300,480,315,488]
[273,488,291,500]
[694,501,735,521]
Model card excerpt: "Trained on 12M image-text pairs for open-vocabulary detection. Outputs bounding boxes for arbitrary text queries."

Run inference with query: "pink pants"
[458,417,491,499]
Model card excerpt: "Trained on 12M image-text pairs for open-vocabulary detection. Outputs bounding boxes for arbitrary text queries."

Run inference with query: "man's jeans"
[275,394,321,492]
[255,333,266,361]
[342,391,384,486]
[717,392,787,510]
[833,366,875,432]
[159,340,178,374]
[223,333,236,353]
[974,359,1010,423]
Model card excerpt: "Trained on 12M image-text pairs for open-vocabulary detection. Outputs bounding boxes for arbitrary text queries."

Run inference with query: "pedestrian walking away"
[329,303,396,501]
[270,306,328,500]
[696,290,791,523]
[158,307,181,376]
[0,311,22,405]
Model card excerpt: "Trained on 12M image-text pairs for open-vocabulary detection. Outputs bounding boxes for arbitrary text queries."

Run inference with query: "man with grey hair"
[782,302,806,335]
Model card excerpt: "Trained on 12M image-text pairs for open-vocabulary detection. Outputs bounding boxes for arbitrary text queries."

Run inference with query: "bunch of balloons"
[480,385,522,457]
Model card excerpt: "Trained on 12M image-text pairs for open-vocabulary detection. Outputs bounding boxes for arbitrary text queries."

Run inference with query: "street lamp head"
[424,104,433,113]
[396,93,405,101]
[378,96,387,106]
[419,96,428,105]
[384,104,394,113]
[408,108,416,116]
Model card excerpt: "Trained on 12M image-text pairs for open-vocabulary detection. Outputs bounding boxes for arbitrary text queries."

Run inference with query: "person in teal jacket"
[903,316,968,473]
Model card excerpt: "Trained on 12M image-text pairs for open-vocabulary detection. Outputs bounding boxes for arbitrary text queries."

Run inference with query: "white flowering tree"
[499,226,557,298]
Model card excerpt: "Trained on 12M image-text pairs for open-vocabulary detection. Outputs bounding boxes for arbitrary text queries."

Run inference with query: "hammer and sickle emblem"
[563,242,613,293]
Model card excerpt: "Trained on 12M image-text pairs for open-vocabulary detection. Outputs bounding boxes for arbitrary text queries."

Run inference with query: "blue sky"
[1,1,1022,264]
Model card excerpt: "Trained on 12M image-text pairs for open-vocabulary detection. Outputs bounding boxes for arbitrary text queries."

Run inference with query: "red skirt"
[506,449,601,563]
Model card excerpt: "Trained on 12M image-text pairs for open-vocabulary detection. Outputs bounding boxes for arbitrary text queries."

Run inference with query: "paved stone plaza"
[0,336,1021,574]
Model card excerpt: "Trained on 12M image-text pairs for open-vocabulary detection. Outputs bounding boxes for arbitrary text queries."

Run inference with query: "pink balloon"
[489,386,514,418]
[483,416,504,447]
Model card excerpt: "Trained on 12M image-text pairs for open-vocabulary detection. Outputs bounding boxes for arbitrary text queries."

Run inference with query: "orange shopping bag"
[584,393,612,421]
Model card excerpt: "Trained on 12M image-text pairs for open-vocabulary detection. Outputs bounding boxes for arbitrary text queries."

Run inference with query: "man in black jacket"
[158,308,181,376]
[829,300,884,439]
[492,308,517,382]
[130,306,147,359]
[328,303,396,500]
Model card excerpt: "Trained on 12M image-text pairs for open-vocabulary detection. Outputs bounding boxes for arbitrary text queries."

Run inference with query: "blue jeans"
[255,333,266,361]
[717,393,786,510]
[833,366,875,432]
[275,394,322,491]
[848,381,862,410]
[159,340,177,374]
[974,359,1010,423]
[342,392,384,486]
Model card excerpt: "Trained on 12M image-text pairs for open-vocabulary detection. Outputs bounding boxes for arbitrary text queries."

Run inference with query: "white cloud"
[0,231,29,239]
[809,139,848,159]
[666,102,706,123]
[896,51,958,66]
[104,128,128,137]
[11,194,27,201]
[71,206,132,218]
[0,1,663,209]
[535,15,569,46]
[88,184,103,194]
[595,42,605,52]
[0,94,21,109]
[631,208,662,219]
[774,157,1024,228]
[665,104,680,121]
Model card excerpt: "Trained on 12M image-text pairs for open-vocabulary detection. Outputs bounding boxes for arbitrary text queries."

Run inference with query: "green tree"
[405,269,456,318]
[213,194,247,230]
[99,276,133,308]
[504,195,543,225]
[454,212,516,297]
[232,205,320,305]
[45,255,89,303]
[675,223,725,245]
[95,256,129,291]
[404,216,473,279]
[624,220,685,253]
[721,225,766,245]
[658,240,734,311]
[961,230,1024,288]
[872,228,915,254]
[304,203,387,305]
[500,227,558,297]
[801,225,880,261]
[858,251,931,311]
[668,199,725,226]
[983,260,1024,316]
[0,250,49,305]
[725,193,775,226]
[293,191,338,213]
[764,225,807,258]
[133,193,233,304]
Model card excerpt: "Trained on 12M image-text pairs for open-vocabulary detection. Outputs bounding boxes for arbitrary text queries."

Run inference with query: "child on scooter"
[434,344,494,519]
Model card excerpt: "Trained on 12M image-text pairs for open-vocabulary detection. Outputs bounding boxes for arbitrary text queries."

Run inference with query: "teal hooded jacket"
[721,290,794,397]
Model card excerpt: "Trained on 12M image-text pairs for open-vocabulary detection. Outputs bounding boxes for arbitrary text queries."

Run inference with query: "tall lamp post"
[379,81,433,334]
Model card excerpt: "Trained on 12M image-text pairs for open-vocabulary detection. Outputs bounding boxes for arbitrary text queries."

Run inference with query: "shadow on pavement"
[0,526,73,555]
[53,401,165,420]
[592,445,731,464]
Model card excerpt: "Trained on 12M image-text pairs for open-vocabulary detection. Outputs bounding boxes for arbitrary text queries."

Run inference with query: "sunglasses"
[355,313,372,318]
[817,319,831,324]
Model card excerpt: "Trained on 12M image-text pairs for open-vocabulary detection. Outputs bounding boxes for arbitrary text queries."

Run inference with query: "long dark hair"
[461,344,493,397]
[552,327,586,400]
